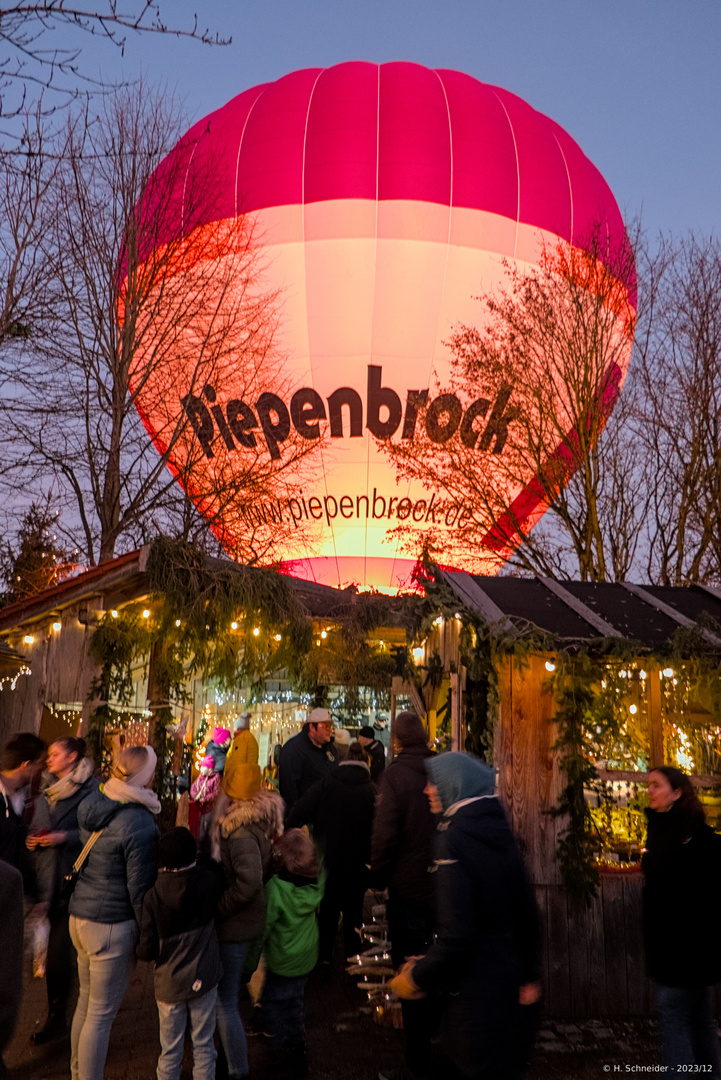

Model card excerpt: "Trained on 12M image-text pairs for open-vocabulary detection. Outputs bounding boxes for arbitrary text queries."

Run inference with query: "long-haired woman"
[643,766,721,1077]
[27,736,98,1043]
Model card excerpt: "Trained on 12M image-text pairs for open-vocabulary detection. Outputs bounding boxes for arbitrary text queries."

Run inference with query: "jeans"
[262,971,307,1044]
[655,984,721,1078]
[69,916,137,1080]
[216,942,249,1079]
[157,988,217,1080]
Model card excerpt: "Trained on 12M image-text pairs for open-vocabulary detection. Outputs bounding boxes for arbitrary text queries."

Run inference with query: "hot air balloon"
[129,61,635,590]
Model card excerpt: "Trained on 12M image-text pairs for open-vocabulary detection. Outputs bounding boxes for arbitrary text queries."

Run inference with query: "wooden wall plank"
[545,886,571,1017]
[601,876,628,1016]
[647,665,664,769]
[623,874,651,1014]
[566,899,591,1017]
[501,656,560,885]
[537,658,563,887]
[509,656,540,877]
[584,888,608,1016]
[533,884,550,1004]
[496,656,513,818]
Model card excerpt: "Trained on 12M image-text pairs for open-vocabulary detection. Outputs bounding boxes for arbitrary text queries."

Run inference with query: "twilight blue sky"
[78,0,720,241]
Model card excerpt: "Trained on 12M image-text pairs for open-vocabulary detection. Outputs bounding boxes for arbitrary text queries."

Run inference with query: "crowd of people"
[0,717,719,1080]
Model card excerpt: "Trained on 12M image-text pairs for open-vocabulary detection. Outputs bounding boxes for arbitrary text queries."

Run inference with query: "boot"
[31,1013,68,1044]
[285,1037,308,1079]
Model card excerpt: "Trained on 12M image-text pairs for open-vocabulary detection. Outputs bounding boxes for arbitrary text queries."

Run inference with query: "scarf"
[102,777,161,815]
[44,756,95,807]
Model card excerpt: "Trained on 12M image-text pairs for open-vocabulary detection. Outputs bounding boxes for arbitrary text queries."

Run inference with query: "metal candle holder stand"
[346,903,403,1027]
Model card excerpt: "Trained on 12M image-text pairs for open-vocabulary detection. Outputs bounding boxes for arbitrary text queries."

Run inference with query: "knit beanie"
[223,729,262,800]
[234,710,252,730]
[211,727,231,747]
[158,826,197,870]
[359,725,375,740]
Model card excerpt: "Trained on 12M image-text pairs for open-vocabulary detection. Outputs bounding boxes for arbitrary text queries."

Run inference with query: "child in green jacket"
[263,828,325,1078]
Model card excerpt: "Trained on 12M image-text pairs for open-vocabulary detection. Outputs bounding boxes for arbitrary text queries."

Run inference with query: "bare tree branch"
[0,2,229,120]
[2,83,319,566]
[380,227,641,581]
[635,234,721,585]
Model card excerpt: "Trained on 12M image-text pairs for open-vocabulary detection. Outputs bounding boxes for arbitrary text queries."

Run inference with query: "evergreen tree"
[1,503,70,604]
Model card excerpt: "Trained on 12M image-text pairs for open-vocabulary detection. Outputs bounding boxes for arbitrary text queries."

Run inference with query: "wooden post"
[390,675,402,760]
[450,672,461,751]
[647,666,664,768]
[78,599,105,738]
[147,640,173,816]
[391,676,428,756]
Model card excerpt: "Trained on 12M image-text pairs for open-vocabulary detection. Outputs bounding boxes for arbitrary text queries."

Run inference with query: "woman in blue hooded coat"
[389,753,541,1080]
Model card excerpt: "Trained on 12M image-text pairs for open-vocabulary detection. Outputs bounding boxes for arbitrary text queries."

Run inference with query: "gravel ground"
[6,952,670,1080]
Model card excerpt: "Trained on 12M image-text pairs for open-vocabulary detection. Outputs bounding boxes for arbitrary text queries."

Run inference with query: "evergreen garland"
[85,540,721,888]
[547,658,602,906]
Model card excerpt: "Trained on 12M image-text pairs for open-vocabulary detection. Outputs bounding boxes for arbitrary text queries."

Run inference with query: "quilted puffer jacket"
[69,789,159,924]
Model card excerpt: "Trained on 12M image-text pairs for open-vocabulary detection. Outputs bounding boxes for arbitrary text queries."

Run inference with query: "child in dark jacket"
[263,829,325,1078]
[138,828,223,1080]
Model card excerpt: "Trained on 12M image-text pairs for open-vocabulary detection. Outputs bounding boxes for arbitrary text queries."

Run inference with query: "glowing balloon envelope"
[131,62,635,590]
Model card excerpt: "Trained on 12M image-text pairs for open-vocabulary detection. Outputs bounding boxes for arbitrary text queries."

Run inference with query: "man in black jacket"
[357,725,386,783]
[289,740,376,964]
[278,708,339,814]
[0,732,46,896]
[371,712,435,1080]
[0,858,24,1080]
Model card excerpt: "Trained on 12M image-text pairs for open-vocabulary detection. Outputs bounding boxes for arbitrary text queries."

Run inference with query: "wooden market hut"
[0,542,416,748]
[419,570,721,1018]
[3,547,721,1019]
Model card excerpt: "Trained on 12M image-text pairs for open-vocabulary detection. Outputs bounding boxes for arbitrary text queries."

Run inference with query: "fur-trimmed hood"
[210,788,284,861]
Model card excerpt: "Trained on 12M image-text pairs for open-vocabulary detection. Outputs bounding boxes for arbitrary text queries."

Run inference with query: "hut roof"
[0,544,410,635]
[441,571,721,651]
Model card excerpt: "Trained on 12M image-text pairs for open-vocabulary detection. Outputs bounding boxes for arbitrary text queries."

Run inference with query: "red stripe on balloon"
[479,361,625,556]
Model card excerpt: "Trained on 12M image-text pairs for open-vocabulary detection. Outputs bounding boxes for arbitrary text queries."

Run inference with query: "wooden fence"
[535,875,651,1017]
